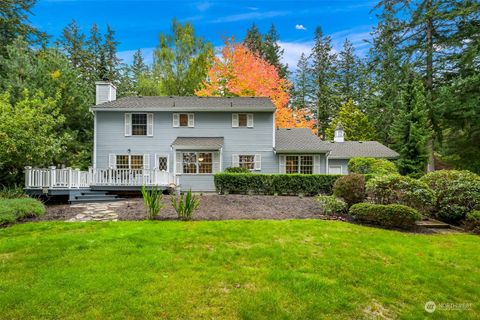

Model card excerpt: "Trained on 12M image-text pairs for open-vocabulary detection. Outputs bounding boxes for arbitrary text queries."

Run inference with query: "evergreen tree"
[337,39,358,104]
[243,24,263,57]
[325,99,376,141]
[390,73,431,176]
[103,25,121,82]
[87,23,104,80]
[56,20,89,74]
[290,53,313,110]
[149,19,213,96]
[263,24,288,78]
[309,26,337,138]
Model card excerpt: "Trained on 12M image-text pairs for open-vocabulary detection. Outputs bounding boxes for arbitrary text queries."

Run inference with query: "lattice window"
[239,155,255,170]
[116,155,129,169]
[286,156,299,174]
[300,156,313,174]
[198,152,212,173]
[183,152,197,173]
[132,114,147,136]
[158,157,168,171]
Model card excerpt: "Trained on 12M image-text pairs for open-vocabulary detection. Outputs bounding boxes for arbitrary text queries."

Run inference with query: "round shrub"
[348,157,398,175]
[366,174,436,214]
[420,170,480,224]
[315,195,347,216]
[349,203,421,229]
[224,167,251,173]
[465,210,480,234]
[333,173,365,207]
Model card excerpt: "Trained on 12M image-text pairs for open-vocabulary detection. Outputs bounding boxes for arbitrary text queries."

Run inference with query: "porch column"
[49,166,56,188]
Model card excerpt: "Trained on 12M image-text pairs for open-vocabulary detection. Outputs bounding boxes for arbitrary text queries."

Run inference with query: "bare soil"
[38,194,344,221]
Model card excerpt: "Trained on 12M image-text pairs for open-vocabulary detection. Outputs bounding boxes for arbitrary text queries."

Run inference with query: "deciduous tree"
[325,99,375,141]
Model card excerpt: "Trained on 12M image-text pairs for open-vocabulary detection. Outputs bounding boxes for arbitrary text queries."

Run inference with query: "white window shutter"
[154,153,158,169]
[173,113,180,127]
[213,152,220,173]
[147,113,154,136]
[232,154,239,167]
[188,113,195,127]
[254,154,261,170]
[313,155,321,174]
[125,113,132,136]
[247,114,254,128]
[279,155,286,173]
[143,154,150,169]
[175,152,182,174]
[232,114,239,127]
[109,154,116,169]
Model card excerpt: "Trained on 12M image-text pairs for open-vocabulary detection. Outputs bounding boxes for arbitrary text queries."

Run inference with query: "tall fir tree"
[390,72,431,176]
[337,39,358,104]
[263,24,288,79]
[56,20,89,74]
[243,24,263,57]
[291,53,313,110]
[103,25,121,82]
[309,26,337,139]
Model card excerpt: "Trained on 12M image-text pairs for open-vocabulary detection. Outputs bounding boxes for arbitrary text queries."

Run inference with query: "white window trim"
[232,113,254,128]
[173,113,195,128]
[109,154,149,169]
[176,151,220,175]
[283,155,315,174]
[125,113,153,137]
[155,153,170,172]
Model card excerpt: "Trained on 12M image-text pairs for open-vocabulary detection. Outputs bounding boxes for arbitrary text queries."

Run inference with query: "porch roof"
[171,137,224,150]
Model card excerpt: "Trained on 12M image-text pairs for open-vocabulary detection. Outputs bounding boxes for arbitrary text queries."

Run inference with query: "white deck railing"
[24,166,175,189]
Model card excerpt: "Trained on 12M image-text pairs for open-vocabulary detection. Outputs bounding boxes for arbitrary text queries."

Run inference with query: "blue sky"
[30,0,378,69]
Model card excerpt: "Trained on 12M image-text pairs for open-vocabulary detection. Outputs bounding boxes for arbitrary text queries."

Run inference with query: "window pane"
[183,152,197,173]
[238,114,247,127]
[179,114,189,127]
[198,152,212,173]
[116,155,129,169]
[286,156,298,174]
[300,156,313,174]
[132,114,147,135]
[158,157,168,171]
[131,155,143,170]
[239,155,255,170]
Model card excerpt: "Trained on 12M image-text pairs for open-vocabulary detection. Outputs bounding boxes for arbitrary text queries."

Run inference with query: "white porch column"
[24,166,32,188]
[49,166,56,188]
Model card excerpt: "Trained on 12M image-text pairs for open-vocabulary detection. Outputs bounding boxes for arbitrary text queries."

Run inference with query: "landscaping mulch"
[38,194,345,222]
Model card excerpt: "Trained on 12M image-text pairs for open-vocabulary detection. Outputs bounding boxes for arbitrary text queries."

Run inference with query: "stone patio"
[66,202,124,222]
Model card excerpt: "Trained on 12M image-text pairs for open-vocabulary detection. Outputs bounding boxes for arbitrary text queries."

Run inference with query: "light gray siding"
[95,111,276,190]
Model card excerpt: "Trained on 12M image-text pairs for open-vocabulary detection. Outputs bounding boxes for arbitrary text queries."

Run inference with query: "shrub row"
[214,173,341,196]
[0,198,45,225]
[349,203,421,229]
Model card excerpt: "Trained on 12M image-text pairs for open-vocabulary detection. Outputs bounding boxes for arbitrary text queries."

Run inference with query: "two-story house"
[24,81,398,198]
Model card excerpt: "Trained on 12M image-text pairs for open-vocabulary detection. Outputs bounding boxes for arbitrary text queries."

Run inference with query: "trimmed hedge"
[349,203,421,229]
[420,170,480,224]
[214,173,341,196]
[0,198,45,225]
[348,157,398,176]
[465,211,480,234]
[333,174,365,207]
[366,174,436,214]
[224,167,251,173]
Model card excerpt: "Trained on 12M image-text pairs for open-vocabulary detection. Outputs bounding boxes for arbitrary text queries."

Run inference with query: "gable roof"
[275,128,330,153]
[275,128,399,158]
[90,96,276,112]
[171,137,224,150]
[323,141,399,159]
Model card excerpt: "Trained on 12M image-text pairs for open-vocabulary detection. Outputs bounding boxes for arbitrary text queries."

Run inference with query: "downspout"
[326,151,330,174]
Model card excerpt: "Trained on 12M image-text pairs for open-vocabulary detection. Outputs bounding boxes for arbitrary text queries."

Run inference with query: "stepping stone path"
[66,202,125,222]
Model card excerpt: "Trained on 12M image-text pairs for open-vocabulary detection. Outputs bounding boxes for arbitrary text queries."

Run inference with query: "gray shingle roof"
[275,128,399,158]
[275,128,330,153]
[323,141,399,159]
[171,137,224,149]
[91,96,276,112]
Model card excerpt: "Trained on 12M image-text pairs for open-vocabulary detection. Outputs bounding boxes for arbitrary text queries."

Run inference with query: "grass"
[0,220,478,319]
[0,198,45,225]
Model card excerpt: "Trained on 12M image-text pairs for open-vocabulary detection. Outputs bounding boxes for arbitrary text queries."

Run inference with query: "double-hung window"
[285,155,313,174]
[232,154,261,171]
[232,113,254,128]
[177,151,220,174]
[112,154,146,169]
[125,113,153,136]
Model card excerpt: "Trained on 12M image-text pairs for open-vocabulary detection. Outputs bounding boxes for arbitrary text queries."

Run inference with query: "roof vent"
[230,101,233,107]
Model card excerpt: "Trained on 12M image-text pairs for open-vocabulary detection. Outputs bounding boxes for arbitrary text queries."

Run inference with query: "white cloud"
[196,1,212,12]
[211,10,289,23]
[295,24,307,31]
[278,41,313,69]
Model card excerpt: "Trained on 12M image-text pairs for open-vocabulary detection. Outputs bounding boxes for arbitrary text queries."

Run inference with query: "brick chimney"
[95,81,116,105]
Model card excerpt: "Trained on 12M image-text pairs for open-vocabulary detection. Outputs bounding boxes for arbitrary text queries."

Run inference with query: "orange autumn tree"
[196,39,315,130]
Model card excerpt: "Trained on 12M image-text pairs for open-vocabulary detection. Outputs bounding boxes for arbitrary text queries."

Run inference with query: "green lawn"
[0,220,478,319]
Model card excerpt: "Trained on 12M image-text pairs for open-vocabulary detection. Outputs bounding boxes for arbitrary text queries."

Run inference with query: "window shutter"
[109,154,116,169]
[232,154,239,167]
[232,114,239,127]
[143,154,150,169]
[247,114,254,128]
[125,113,132,136]
[154,153,158,169]
[173,113,180,127]
[213,152,220,173]
[254,154,261,170]
[147,113,154,136]
[279,155,286,173]
[175,152,182,174]
[188,113,195,127]
[313,155,321,174]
